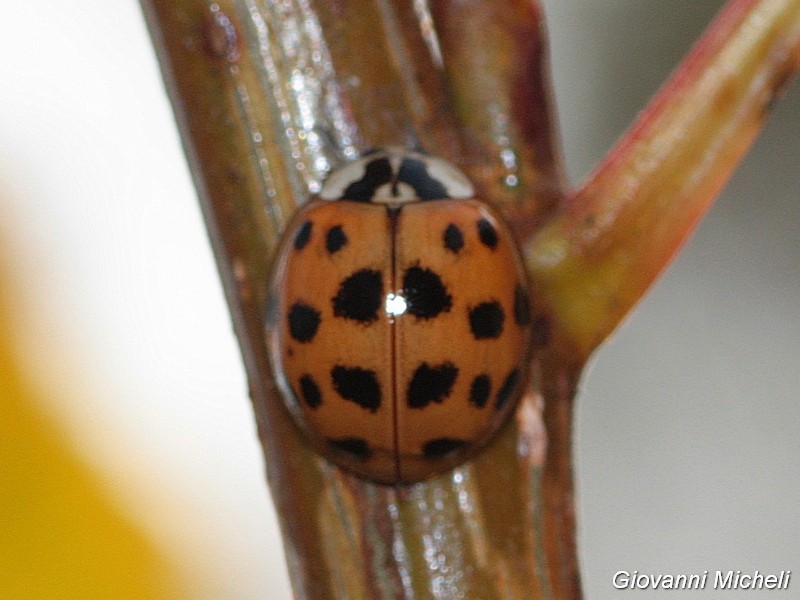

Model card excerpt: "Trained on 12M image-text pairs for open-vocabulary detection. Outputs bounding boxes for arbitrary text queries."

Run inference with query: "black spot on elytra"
[495,368,521,410]
[443,223,464,253]
[476,218,498,249]
[402,266,452,319]
[469,374,491,408]
[469,301,505,339]
[294,220,313,250]
[328,437,372,459]
[332,269,383,323]
[342,157,393,202]
[422,438,468,458]
[326,225,348,254]
[407,362,458,409]
[397,157,449,200]
[298,374,322,409]
[514,283,532,326]
[332,366,381,412]
[287,302,321,343]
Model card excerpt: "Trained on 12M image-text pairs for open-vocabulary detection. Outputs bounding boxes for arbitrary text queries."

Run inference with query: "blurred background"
[0,1,797,598]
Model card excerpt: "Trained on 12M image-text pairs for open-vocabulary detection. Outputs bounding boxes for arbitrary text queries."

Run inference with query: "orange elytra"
[265,148,532,484]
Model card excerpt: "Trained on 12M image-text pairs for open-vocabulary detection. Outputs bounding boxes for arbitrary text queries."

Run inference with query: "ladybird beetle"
[265,148,532,484]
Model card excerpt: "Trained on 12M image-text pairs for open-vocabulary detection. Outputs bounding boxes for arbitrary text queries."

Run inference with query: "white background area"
[0,1,797,598]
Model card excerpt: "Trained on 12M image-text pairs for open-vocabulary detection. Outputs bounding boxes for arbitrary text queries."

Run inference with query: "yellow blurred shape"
[0,246,182,599]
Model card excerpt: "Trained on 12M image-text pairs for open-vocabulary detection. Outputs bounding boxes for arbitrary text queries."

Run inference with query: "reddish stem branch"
[527,0,800,360]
